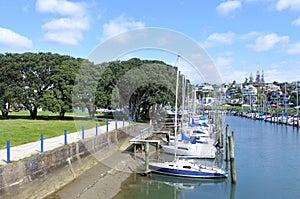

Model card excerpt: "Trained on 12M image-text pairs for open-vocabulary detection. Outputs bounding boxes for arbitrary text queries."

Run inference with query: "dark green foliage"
[95,58,181,120]
[0,52,79,119]
[0,53,181,120]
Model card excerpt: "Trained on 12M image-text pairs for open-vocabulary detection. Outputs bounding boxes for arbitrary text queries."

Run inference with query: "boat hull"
[150,166,227,178]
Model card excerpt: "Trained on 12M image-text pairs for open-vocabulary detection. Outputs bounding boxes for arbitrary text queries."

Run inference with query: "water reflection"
[230,184,236,199]
[114,172,230,199]
[149,173,227,189]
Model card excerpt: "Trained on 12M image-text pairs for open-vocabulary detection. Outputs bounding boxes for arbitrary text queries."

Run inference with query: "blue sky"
[1,0,300,84]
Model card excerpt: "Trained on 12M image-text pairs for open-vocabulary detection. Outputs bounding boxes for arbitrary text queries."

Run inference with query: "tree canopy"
[0,52,185,120]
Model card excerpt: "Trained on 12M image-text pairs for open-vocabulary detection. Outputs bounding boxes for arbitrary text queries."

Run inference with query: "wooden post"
[220,131,224,148]
[225,124,229,162]
[156,142,159,151]
[229,136,237,184]
[133,144,136,160]
[145,142,149,173]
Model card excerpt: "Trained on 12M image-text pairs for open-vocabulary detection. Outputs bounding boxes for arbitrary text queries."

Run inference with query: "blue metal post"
[64,129,67,145]
[123,118,124,127]
[6,140,10,163]
[82,126,84,140]
[106,120,108,133]
[134,115,137,123]
[115,119,118,129]
[96,123,98,135]
[40,134,44,153]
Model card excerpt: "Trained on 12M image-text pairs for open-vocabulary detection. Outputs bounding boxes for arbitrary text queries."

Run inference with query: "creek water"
[113,116,300,199]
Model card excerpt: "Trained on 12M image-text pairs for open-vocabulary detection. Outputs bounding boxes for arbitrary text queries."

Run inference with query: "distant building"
[199,85,214,93]
[264,83,281,92]
[219,84,229,94]
[201,97,215,106]
[242,85,257,95]
[270,91,282,101]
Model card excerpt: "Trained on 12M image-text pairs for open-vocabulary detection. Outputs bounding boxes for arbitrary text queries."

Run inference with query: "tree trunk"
[59,111,65,120]
[87,107,95,119]
[30,106,38,119]
[1,110,8,119]
[1,103,10,119]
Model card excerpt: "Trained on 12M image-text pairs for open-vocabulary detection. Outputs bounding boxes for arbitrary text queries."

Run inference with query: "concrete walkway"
[0,120,130,165]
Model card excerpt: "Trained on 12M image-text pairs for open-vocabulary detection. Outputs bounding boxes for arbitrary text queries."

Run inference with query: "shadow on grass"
[4,113,116,121]
[2,112,150,123]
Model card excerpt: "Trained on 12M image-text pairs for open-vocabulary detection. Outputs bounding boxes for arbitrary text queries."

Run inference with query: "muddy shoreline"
[45,142,150,199]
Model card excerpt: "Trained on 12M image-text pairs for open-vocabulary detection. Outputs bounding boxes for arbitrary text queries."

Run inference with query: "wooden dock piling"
[225,124,229,162]
[145,142,149,173]
[133,144,137,160]
[229,135,237,184]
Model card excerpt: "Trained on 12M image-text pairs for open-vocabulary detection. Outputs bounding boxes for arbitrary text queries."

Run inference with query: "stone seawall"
[0,125,140,199]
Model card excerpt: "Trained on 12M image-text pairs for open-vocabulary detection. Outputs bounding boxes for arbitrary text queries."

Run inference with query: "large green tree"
[18,52,71,119]
[96,59,181,120]
[42,58,80,119]
[72,60,104,118]
[0,53,23,118]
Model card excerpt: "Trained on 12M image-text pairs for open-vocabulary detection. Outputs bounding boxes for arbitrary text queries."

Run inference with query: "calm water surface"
[114,116,300,199]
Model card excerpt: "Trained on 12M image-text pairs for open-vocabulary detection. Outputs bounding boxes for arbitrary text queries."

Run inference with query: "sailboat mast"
[174,55,180,160]
[297,81,299,117]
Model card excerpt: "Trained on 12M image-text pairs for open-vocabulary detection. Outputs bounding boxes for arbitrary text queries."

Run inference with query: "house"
[199,85,214,93]
[242,85,257,95]
[270,91,282,101]
[265,83,281,92]
[201,97,215,106]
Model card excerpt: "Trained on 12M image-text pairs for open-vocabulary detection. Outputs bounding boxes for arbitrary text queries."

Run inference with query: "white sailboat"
[149,55,227,178]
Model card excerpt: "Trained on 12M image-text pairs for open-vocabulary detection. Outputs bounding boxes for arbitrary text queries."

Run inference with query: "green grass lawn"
[0,111,107,149]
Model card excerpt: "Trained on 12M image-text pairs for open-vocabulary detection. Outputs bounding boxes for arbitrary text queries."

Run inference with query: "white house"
[201,97,215,106]
[242,85,257,95]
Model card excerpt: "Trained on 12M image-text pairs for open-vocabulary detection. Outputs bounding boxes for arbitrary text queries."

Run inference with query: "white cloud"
[42,17,89,30]
[36,0,86,16]
[292,17,300,26]
[36,0,90,45]
[101,15,145,42]
[276,0,300,11]
[216,0,242,15]
[286,42,300,54]
[216,57,233,68]
[0,27,32,49]
[202,32,236,48]
[246,33,289,51]
[266,62,300,82]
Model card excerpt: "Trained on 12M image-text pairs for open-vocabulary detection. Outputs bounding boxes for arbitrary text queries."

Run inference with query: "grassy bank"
[0,111,107,149]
